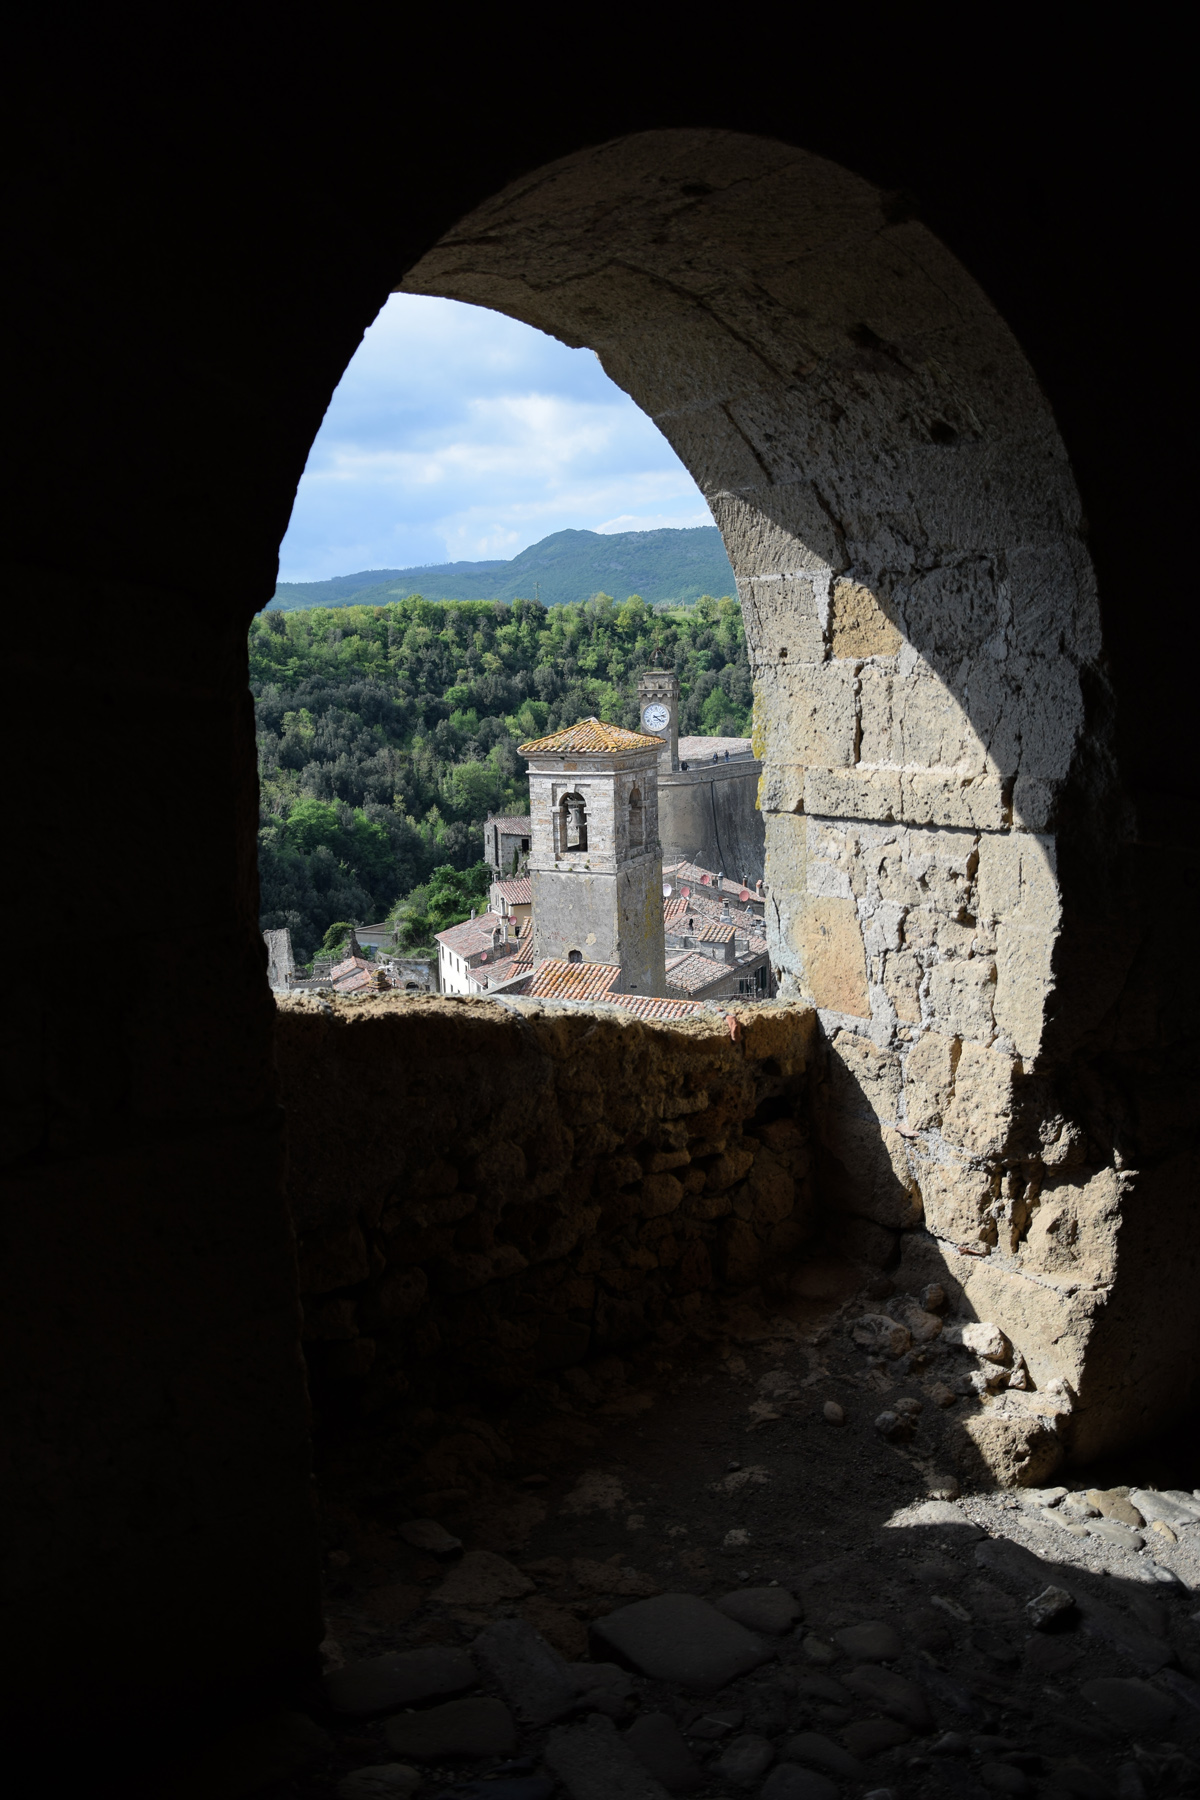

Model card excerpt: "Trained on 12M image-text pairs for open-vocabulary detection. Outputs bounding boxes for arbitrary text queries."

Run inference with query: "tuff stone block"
[791,897,869,1016]
[829,579,900,661]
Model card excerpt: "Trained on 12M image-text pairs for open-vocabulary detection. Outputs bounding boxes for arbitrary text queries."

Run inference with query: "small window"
[628,785,644,849]
[567,948,583,963]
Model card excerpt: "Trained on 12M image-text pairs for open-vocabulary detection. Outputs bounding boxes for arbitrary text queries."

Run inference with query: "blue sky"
[276,295,712,582]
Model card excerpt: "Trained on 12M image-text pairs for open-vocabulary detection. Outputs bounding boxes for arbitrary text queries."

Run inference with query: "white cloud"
[595,510,714,534]
[276,295,710,581]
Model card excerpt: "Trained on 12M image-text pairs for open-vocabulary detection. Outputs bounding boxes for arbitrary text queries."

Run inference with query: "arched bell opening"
[628,785,644,850]
[558,790,588,854]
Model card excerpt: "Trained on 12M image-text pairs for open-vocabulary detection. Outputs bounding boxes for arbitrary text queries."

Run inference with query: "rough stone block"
[544,1712,674,1799]
[715,1733,775,1786]
[753,662,857,769]
[832,1621,903,1661]
[926,959,997,1043]
[975,831,1059,930]
[803,765,902,823]
[715,1586,803,1635]
[639,1173,685,1217]
[435,1551,536,1608]
[1025,1167,1120,1281]
[831,1030,901,1123]
[940,1042,1017,1158]
[898,770,1008,831]
[858,667,991,775]
[902,1031,959,1131]
[824,1116,922,1228]
[472,1617,581,1725]
[948,1408,1062,1488]
[882,949,923,1020]
[993,921,1055,1060]
[792,896,869,1017]
[758,764,806,815]
[840,1665,932,1728]
[743,575,827,665]
[973,833,1022,920]
[589,1593,774,1691]
[829,579,900,660]
[706,1146,756,1192]
[779,1731,865,1781]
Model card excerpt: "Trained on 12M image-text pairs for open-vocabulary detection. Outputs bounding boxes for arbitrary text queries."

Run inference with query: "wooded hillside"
[269,525,736,611]
[254,590,751,962]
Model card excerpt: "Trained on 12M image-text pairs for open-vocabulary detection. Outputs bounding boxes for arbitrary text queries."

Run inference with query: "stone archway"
[396,130,1190,1470]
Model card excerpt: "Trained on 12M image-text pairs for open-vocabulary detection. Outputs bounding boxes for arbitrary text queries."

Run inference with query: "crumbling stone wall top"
[274,993,818,1504]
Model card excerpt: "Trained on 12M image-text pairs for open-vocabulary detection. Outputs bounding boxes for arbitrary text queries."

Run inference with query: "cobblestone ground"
[175,1273,1200,1800]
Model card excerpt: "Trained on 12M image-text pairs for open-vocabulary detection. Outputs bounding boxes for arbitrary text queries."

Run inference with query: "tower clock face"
[642,702,671,731]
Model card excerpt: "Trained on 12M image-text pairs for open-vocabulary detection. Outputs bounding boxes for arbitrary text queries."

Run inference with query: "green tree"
[389,862,492,951]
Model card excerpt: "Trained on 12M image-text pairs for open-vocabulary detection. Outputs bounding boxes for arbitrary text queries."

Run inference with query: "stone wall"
[276,994,817,1459]
[659,760,766,883]
[7,73,1193,1746]
[399,128,1199,1467]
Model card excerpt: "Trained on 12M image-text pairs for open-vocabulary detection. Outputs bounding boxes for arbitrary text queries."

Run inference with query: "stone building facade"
[519,718,668,997]
[483,813,532,879]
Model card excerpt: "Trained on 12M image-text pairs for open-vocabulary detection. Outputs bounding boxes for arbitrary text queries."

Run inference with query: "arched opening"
[558,789,588,854]
[628,783,644,849]
[390,128,1170,1465]
[11,95,1192,1760]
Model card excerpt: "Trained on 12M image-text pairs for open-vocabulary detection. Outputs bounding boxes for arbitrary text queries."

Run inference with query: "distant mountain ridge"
[269,525,735,611]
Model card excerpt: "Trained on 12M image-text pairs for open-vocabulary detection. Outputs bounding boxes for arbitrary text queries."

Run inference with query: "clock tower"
[637,669,679,774]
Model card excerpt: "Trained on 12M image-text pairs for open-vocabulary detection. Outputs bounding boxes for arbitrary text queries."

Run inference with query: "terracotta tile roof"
[663,903,737,945]
[435,912,505,959]
[493,876,532,904]
[524,958,622,1001]
[664,886,762,936]
[664,859,764,906]
[333,967,373,994]
[518,716,664,755]
[604,993,707,1021]
[485,813,533,830]
[664,951,735,995]
[476,941,535,989]
[330,954,369,981]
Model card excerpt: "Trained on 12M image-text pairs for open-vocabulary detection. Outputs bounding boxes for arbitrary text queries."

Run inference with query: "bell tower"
[637,668,679,774]
[518,718,668,995]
